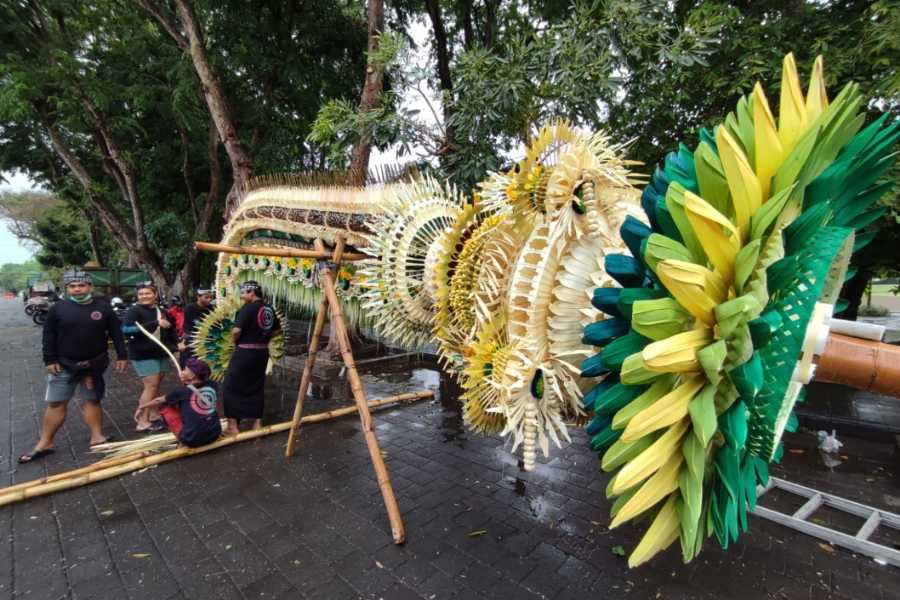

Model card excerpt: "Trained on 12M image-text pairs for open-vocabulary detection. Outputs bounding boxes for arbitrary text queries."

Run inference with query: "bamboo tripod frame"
[267,237,409,544]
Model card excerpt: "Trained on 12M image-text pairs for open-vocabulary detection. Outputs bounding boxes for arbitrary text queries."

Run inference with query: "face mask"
[68,292,93,304]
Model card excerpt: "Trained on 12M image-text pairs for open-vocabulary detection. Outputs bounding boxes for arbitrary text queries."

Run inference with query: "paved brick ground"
[1,298,899,599]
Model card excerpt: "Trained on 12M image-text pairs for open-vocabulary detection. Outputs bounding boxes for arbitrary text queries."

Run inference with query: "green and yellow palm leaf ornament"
[581,53,900,567]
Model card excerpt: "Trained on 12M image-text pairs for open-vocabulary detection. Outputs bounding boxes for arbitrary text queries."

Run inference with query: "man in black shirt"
[222,281,281,434]
[178,286,214,366]
[19,271,128,463]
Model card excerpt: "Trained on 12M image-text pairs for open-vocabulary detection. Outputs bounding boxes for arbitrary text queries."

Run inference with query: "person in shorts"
[18,271,128,463]
[122,282,177,432]
[138,358,221,447]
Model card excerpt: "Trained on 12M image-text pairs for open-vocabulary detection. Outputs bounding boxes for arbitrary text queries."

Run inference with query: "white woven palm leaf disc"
[359,177,463,350]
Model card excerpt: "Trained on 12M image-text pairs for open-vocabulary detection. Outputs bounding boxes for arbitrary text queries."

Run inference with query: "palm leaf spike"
[583,52,900,567]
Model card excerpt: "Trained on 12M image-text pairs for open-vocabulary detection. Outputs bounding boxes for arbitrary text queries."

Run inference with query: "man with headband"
[178,285,214,366]
[222,280,281,434]
[19,270,128,463]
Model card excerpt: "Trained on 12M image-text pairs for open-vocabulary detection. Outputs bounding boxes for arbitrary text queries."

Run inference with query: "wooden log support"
[194,241,368,261]
[0,391,432,507]
[284,239,345,457]
[313,237,407,544]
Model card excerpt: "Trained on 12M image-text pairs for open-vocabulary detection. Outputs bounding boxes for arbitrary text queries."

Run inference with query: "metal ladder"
[752,477,900,567]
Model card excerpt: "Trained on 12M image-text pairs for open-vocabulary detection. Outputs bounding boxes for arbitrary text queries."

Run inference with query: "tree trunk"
[44,116,171,291]
[424,0,456,156]
[87,219,104,265]
[139,0,254,217]
[172,0,253,217]
[461,0,475,50]
[483,0,498,49]
[348,0,385,185]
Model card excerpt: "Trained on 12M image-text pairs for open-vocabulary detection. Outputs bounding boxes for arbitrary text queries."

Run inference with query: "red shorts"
[160,405,182,438]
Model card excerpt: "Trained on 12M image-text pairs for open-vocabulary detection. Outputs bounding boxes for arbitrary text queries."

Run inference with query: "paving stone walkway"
[1,298,899,599]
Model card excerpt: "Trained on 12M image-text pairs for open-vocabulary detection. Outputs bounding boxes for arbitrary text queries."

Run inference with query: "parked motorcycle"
[24,296,50,316]
[32,303,51,325]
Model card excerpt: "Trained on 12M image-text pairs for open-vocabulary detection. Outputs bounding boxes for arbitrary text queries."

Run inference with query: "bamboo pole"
[815,333,900,397]
[316,237,406,544]
[0,390,433,507]
[194,241,368,261]
[285,238,345,457]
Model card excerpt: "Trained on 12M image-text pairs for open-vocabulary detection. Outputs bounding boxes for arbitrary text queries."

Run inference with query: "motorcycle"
[32,302,51,325]
[24,296,50,316]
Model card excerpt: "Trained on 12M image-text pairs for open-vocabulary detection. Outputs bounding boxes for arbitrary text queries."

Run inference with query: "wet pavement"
[1,298,899,599]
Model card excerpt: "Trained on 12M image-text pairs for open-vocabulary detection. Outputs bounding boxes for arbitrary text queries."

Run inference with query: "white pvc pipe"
[829,318,885,342]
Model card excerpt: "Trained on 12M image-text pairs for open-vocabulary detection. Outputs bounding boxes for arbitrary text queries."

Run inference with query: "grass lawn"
[872,283,898,295]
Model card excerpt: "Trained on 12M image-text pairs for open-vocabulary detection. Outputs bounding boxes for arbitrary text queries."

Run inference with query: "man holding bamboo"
[18,270,128,463]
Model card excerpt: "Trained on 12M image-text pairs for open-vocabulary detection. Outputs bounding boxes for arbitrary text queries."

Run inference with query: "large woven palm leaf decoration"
[581,53,900,567]
[457,122,645,469]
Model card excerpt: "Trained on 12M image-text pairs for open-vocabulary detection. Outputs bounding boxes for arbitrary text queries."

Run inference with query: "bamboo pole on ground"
[315,237,406,544]
[194,241,368,261]
[0,390,432,507]
[285,238,345,457]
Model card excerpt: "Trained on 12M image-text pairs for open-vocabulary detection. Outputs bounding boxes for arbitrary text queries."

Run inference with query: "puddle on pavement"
[265,353,446,424]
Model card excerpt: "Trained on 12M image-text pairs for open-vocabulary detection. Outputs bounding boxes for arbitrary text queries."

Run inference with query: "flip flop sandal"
[18,448,55,463]
[147,420,167,433]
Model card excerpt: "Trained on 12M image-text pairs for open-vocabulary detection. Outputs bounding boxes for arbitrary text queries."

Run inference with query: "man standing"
[178,286,214,366]
[18,270,128,463]
[222,281,280,435]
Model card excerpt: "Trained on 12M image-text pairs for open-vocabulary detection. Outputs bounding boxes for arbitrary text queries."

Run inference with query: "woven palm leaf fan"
[357,177,464,351]
[581,53,900,567]
[430,202,485,368]
[192,296,287,381]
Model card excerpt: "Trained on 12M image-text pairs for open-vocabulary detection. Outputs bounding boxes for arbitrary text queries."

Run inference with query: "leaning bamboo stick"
[0,390,433,507]
[317,237,406,545]
[135,322,181,374]
[284,239,345,457]
[194,241,368,261]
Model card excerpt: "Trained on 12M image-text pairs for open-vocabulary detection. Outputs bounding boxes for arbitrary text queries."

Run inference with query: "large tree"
[1,0,367,292]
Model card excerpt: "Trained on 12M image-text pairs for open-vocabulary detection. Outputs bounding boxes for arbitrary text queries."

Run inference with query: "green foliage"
[0,0,367,290]
[307,31,432,169]
[31,213,93,268]
[0,260,45,292]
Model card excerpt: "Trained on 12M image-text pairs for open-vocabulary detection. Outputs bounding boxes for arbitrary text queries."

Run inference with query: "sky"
[0,171,38,264]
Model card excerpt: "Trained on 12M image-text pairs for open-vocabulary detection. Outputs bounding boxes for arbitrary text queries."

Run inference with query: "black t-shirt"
[42,298,127,365]
[164,381,222,446]
[182,302,212,344]
[123,304,176,360]
[234,300,281,345]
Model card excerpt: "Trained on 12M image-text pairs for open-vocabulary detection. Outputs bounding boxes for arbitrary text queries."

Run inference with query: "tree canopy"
[1,0,897,299]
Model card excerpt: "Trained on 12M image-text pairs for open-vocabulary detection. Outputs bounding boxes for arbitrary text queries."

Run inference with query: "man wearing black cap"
[178,286,214,366]
[222,281,280,434]
[18,270,128,463]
